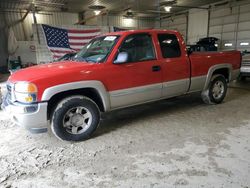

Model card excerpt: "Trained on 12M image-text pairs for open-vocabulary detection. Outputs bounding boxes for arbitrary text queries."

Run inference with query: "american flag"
[42,24,101,59]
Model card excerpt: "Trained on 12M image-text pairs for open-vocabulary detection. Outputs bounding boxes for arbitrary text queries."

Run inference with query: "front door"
[107,33,163,109]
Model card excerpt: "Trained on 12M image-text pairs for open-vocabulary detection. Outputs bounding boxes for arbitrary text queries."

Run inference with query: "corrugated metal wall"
[188,9,208,44]
[2,0,250,65]
[5,12,26,41]
[154,0,250,50]
[0,11,79,66]
[238,4,250,51]
[159,14,188,41]
[6,11,155,41]
[209,2,250,51]
[95,14,155,29]
[108,15,138,28]
[4,12,79,41]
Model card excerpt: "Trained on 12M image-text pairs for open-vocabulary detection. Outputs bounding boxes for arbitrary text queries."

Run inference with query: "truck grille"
[242,55,250,66]
[242,60,250,66]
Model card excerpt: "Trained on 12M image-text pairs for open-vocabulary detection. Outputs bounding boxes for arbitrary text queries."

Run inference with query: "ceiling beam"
[170,5,209,10]
[20,3,32,22]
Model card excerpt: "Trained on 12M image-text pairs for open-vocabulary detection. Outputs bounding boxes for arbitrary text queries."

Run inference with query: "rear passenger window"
[158,34,181,58]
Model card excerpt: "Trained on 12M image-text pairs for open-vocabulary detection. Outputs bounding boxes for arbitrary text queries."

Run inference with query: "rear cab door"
[106,32,163,109]
[156,31,191,98]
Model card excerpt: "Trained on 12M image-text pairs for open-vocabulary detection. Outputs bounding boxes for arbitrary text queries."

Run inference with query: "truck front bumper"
[1,98,48,134]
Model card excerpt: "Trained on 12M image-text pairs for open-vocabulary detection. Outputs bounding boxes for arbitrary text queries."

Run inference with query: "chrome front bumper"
[1,97,48,133]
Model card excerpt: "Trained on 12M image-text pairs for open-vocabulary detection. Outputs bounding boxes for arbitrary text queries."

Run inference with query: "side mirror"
[114,52,128,64]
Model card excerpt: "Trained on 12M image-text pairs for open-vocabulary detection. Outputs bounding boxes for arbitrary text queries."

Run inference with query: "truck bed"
[189,50,241,78]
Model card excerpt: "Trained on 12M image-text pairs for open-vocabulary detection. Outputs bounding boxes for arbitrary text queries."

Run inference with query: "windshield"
[73,35,119,63]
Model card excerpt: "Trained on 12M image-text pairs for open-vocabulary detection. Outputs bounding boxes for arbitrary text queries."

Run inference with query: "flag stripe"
[50,49,75,54]
[69,39,90,43]
[69,42,87,46]
[68,36,98,40]
[72,46,82,51]
[68,29,100,34]
[48,47,73,51]
[52,52,71,57]
[53,55,62,59]
[68,32,100,37]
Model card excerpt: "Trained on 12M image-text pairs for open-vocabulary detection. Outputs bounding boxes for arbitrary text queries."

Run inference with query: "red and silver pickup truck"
[2,30,241,141]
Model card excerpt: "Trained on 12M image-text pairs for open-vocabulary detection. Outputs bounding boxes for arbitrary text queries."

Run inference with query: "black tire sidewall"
[52,97,100,141]
[208,75,227,104]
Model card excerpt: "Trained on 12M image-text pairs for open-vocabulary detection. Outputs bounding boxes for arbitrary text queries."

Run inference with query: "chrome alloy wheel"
[212,80,225,100]
[63,107,92,135]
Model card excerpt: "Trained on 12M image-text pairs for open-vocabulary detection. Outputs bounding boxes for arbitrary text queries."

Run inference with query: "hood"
[9,61,96,83]
[8,61,103,101]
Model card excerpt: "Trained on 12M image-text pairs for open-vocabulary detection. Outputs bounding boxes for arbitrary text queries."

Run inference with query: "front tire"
[201,74,227,104]
[51,96,100,141]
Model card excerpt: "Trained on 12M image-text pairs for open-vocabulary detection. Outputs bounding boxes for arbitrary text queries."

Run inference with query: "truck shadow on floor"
[229,79,250,91]
[227,80,250,101]
[94,93,205,138]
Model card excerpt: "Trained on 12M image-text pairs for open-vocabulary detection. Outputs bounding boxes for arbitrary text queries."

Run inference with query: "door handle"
[152,65,161,72]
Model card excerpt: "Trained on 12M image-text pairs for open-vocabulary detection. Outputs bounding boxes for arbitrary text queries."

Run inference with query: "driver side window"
[118,34,156,63]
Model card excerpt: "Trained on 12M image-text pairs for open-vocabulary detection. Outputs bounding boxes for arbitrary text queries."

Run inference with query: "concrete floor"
[0,79,250,188]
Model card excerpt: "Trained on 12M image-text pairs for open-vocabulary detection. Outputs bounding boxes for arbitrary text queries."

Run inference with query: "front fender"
[41,80,110,111]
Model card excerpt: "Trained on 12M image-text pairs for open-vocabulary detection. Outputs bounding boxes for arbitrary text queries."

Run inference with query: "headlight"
[15,82,37,93]
[14,82,38,103]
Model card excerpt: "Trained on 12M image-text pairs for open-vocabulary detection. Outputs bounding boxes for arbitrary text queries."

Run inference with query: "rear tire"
[51,96,100,141]
[201,74,227,104]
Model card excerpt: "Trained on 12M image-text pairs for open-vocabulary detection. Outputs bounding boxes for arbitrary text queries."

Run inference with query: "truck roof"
[104,29,180,36]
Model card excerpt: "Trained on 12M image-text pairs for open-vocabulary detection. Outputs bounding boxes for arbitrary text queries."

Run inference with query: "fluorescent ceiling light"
[94,10,101,15]
[164,6,172,12]
[240,42,249,46]
[224,43,233,47]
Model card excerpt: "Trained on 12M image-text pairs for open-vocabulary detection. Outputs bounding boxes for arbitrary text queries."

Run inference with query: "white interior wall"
[85,13,155,29]
[156,10,208,45]
[188,9,209,44]
[158,14,188,42]
[209,2,250,51]
[3,12,79,41]
[99,15,139,28]
[15,41,37,65]
[209,6,238,50]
